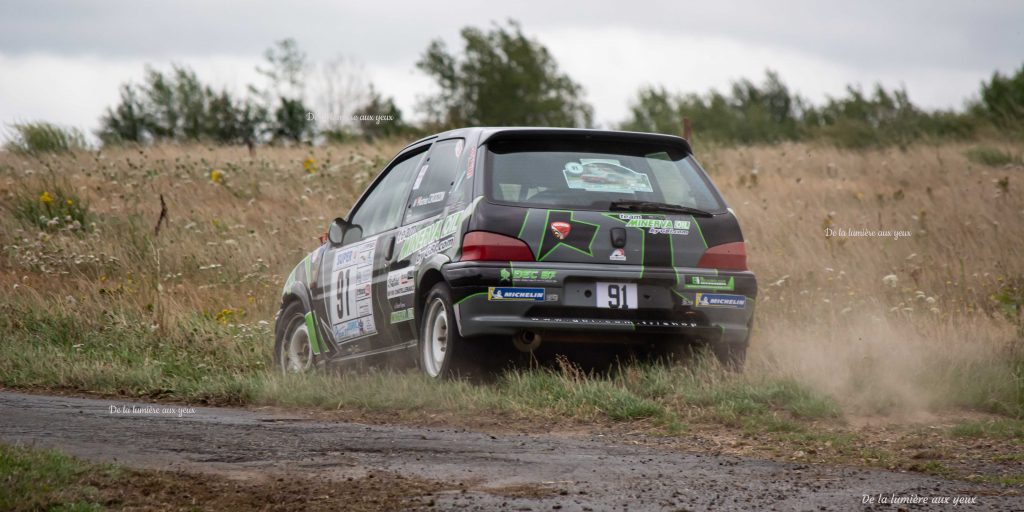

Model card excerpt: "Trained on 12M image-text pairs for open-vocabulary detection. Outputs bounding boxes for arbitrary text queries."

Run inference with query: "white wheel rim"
[423,298,448,377]
[283,317,312,373]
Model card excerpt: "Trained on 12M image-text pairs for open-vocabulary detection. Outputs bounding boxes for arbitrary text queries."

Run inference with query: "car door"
[312,145,428,358]
[386,138,466,342]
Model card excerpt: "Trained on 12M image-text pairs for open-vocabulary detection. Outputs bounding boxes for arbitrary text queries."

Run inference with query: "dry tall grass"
[1,140,1021,419]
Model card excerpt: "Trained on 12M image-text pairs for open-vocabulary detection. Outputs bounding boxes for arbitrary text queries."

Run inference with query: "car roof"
[400,127,692,155]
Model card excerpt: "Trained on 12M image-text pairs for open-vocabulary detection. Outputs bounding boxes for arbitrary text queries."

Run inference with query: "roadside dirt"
[2,390,1021,511]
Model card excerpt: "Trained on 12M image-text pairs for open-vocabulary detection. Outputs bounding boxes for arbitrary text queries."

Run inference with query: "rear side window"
[485,138,723,212]
[404,138,464,224]
[346,148,425,243]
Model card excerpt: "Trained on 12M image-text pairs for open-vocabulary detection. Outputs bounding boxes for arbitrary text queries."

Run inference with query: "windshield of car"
[485,138,724,212]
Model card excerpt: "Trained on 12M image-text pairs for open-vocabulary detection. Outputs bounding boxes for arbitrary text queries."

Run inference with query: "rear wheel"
[711,338,747,371]
[419,283,474,379]
[274,301,317,373]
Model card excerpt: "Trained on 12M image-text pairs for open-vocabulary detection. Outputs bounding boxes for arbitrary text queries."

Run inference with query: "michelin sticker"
[563,160,653,194]
[684,275,734,291]
[694,293,746,309]
[330,238,378,342]
[488,287,546,301]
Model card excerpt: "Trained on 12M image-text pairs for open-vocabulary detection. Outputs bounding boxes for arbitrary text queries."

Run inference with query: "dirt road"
[0,390,1018,511]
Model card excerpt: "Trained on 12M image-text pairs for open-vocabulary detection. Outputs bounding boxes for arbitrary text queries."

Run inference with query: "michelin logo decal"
[488,287,546,301]
[695,293,746,309]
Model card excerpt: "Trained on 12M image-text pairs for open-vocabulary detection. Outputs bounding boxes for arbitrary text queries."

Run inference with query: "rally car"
[274,127,757,378]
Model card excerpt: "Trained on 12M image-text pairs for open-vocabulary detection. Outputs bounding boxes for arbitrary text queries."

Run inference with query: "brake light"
[697,242,747,271]
[460,231,535,262]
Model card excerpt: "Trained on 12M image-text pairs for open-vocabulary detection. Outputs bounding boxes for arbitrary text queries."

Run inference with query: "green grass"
[9,183,91,233]
[965,146,1021,167]
[0,297,839,433]
[0,444,116,511]
[4,122,87,155]
[949,419,1024,440]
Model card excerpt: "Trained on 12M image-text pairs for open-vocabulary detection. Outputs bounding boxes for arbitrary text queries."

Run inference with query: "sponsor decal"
[466,146,476,177]
[550,221,571,240]
[624,218,690,236]
[502,268,557,283]
[412,164,429,190]
[537,211,599,260]
[397,209,465,260]
[412,191,445,207]
[330,238,378,342]
[679,295,694,306]
[389,308,415,324]
[609,248,626,261]
[546,293,559,302]
[386,269,416,298]
[684,275,734,291]
[410,237,455,265]
[694,293,746,309]
[562,160,654,194]
[333,316,376,341]
[487,287,546,301]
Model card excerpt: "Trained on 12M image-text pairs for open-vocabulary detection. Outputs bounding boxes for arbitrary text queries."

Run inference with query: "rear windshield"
[484,138,724,212]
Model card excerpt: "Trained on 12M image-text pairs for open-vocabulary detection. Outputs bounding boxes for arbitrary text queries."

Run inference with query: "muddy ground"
[1,390,1020,511]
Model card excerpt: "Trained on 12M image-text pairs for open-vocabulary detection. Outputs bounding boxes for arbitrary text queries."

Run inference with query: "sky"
[1,0,1022,139]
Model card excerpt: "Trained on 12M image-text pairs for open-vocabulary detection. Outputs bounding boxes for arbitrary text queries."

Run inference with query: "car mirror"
[327,218,349,245]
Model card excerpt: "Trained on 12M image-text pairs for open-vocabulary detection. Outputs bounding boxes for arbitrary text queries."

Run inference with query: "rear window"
[484,138,724,212]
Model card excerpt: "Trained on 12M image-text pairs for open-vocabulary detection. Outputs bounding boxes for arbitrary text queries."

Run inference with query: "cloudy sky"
[2,0,1022,138]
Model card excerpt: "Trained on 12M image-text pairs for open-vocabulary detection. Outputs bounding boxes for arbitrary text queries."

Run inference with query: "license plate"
[596,282,637,309]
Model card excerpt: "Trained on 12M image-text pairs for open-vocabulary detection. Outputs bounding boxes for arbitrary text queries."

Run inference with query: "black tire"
[418,282,476,379]
[711,339,747,372]
[273,300,318,373]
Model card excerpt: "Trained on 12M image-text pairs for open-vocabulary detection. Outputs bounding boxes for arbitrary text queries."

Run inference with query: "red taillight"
[697,242,747,271]
[460,231,535,262]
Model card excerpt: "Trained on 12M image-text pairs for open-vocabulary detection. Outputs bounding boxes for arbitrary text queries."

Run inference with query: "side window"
[404,138,463,224]
[345,148,426,244]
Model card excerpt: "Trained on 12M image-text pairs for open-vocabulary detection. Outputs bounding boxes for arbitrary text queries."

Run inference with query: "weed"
[966,146,1020,167]
[4,122,87,154]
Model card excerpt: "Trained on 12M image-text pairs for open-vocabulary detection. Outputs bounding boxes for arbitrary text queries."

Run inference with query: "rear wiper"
[608,200,714,217]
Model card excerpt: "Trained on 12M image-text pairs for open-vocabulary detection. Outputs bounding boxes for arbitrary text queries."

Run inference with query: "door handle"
[384,236,396,261]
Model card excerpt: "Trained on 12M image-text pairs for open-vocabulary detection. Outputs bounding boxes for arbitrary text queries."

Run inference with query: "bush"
[966,146,1019,167]
[11,185,91,233]
[4,122,87,154]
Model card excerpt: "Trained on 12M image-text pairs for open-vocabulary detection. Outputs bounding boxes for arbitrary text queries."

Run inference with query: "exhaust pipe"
[513,330,542,352]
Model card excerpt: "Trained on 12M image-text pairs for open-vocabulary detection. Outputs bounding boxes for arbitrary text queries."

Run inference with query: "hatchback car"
[274,127,756,377]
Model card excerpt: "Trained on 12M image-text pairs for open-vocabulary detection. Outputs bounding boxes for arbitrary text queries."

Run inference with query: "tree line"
[11,20,1022,151]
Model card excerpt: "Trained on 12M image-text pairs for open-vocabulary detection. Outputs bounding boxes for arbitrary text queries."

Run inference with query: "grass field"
[1,140,1023,477]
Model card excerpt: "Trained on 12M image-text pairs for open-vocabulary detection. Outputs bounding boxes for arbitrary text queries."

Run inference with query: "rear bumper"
[443,261,756,345]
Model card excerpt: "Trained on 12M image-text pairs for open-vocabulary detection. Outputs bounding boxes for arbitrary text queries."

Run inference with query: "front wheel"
[274,301,318,373]
[419,283,474,379]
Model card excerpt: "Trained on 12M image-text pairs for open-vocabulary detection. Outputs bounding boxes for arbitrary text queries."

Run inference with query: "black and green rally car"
[274,127,756,377]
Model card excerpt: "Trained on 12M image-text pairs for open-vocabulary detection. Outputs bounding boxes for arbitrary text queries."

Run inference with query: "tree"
[978,64,1024,130]
[351,86,407,139]
[97,65,268,145]
[416,20,593,128]
[255,38,315,144]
